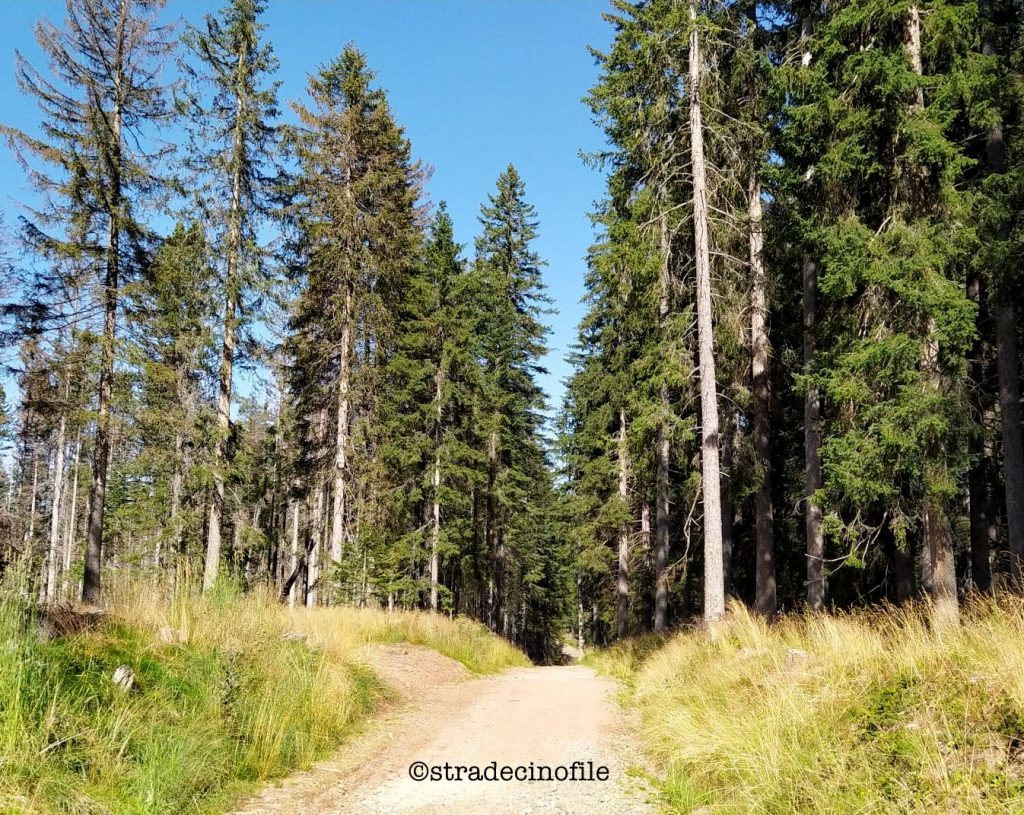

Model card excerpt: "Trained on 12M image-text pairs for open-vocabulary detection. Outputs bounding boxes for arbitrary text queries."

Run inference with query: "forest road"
[232,645,658,815]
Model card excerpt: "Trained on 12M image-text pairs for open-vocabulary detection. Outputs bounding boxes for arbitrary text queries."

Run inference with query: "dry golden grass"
[0,577,526,814]
[591,596,1024,814]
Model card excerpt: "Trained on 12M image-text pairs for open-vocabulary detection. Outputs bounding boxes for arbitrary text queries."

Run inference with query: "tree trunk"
[26,454,39,553]
[803,254,825,610]
[893,537,914,603]
[169,430,184,559]
[616,407,630,639]
[429,358,444,612]
[982,97,1024,583]
[487,428,500,631]
[330,282,353,596]
[906,6,958,624]
[430,450,441,612]
[204,44,249,594]
[61,435,81,600]
[749,167,776,616]
[689,0,725,625]
[288,500,300,607]
[721,410,736,598]
[306,486,323,607]
[44,413,67,602]
[996,304,1024,583]
[83,89,121,605]
[654,215,671,633]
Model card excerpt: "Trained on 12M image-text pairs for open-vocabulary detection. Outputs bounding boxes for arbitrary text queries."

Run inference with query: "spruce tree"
[472,165,552,635]
[781,0,977,622]
[378,204,483,611]
[3,0,174,603]
[288,45,422,604]
[181,0,280,591]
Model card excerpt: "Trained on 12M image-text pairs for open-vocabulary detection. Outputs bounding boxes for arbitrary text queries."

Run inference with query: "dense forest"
[0,0,1022,664]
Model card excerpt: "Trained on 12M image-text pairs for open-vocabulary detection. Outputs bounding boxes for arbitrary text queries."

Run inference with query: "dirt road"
[232,646,657,815]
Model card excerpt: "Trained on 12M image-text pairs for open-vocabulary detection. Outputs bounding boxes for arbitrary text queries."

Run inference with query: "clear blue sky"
[0,0,613,413]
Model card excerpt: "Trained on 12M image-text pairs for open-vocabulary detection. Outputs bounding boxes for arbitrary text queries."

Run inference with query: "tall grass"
[594,597,1024,814]
[0,579,526,814]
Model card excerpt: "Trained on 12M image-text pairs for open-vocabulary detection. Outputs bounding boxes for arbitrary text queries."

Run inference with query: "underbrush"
[591,597,1024,814]
[0,580,526,814]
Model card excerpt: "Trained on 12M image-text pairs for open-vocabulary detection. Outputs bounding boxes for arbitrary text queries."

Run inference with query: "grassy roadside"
[585,597,1024,814]
[0,580,527,815]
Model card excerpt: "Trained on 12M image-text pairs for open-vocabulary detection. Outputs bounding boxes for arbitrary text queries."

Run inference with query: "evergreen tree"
[287,45,423,605]
[181,0,280,591]
[378,204,484,611]
[2,0,174,603]
[780,0,978,623]
[122,223,216,568]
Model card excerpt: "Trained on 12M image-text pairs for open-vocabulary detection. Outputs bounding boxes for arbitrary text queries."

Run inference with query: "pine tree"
[124,223,215,568]
[3,0,174,603]
[287,45,423,605]
[378,204,483,611]
[182,0,280,591]
[472,165,553,635]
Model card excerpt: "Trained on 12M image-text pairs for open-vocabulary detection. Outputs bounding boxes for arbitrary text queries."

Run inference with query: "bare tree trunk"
[330,284,353,593]
[616,407,630,639]
[803,254,825,610]
[689,0,725,625]
[429,450,441,612]
[83,77,122,605]
[306,486,323,608]
[577,576,585,651]
[654,216,671,633]
[429,360,444,612]
[44,414,67,602]
[61,435,81,600]
[169,431,184,559]
[204,43,249,594]
[288,500,299,607]
[749,167,776,616]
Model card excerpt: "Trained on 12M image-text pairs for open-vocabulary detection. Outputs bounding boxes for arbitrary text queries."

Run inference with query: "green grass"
[0,582,526,814]
[588,597,1024,815]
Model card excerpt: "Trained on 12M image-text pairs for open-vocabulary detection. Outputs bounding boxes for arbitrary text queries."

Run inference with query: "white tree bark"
[616,407,630,638]
[689,0,725,625]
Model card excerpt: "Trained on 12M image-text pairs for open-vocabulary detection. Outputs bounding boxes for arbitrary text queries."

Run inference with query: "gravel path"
[232,646,658,815]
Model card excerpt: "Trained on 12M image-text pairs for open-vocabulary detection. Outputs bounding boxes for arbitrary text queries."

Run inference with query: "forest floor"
[231,644,659,815]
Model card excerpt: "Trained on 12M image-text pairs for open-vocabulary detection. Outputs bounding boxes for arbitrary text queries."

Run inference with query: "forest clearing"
[2,0,1024,812]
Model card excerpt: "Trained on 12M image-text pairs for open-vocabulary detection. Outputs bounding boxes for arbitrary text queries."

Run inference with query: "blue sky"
[0,0,613,413]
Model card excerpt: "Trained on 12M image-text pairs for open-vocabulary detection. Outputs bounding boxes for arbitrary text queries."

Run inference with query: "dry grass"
[589,596,1024,814]
[0,577,526,814]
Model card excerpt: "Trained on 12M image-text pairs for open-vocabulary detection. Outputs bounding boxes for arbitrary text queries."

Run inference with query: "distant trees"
[0,3,568,659]
[0,0,1022,656]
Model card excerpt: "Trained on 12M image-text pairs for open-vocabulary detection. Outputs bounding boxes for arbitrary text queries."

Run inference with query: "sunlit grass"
[591,596,1024,814]
[0,576,526,814]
